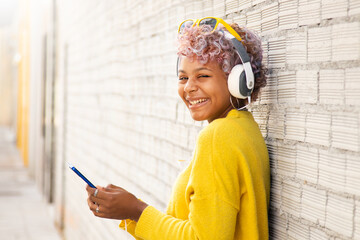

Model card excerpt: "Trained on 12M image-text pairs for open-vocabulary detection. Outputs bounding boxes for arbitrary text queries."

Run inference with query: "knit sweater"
[119,109,270,239]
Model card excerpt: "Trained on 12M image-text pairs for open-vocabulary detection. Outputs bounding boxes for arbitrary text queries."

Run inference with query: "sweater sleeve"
[135,199,238,240]
[119,219,143,240]
[134,122,241,240]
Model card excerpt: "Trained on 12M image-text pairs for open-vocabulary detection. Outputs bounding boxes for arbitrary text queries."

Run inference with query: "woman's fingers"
[87,197,96,210]
[86,187,111,207]
[89,196,104,206]
[85,185,99,196]
[105,184,125,192]
[87,199,110,218]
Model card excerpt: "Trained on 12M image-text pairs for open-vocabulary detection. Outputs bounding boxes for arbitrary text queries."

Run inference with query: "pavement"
[0,127,62,240]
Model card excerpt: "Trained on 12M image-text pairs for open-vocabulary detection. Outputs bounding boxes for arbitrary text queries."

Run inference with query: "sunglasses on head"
[177,17,242,42]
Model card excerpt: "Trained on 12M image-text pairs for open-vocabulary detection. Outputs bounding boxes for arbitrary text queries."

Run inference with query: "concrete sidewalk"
[0,127,61,240]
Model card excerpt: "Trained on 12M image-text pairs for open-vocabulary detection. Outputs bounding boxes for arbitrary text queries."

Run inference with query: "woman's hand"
[86,184,148,221]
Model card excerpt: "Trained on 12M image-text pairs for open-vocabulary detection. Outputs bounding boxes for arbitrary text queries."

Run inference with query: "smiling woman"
[86,17,270,240]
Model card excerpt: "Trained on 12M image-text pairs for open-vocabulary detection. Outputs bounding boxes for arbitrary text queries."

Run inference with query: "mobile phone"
[67,162,97,188]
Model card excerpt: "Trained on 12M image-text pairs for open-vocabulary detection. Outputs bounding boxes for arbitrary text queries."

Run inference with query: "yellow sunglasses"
[178,17,242,42]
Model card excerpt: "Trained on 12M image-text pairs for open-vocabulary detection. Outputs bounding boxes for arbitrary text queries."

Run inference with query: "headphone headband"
[230,38,250,63]
[228,37,254,90]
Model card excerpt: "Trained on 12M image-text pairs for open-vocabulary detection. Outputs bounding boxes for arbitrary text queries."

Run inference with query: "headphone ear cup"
[228,64,252,99]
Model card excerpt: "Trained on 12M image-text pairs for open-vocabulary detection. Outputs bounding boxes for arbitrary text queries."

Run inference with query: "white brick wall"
[53,0,360,239]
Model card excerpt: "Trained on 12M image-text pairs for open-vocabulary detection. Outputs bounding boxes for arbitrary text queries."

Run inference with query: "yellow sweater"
[120,109,270,239]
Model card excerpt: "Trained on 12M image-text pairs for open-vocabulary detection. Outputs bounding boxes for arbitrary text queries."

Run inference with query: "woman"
[86,17,270,240]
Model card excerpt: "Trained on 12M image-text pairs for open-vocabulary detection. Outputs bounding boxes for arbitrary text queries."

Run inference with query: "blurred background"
[1,0,360,239]
[0,0,17,134]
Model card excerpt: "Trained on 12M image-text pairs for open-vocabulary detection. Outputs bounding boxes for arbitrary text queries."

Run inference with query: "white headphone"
[225,32,254,100]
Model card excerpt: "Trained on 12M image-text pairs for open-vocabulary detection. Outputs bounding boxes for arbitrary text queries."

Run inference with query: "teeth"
[190,99,207,105]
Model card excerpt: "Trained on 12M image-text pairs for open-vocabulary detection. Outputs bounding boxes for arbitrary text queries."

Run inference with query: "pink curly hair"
[177,23,267,102]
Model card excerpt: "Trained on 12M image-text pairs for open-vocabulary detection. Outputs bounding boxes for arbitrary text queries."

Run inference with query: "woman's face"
[178,56,233,122]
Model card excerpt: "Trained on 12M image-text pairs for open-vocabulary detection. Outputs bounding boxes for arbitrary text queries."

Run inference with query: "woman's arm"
[86,182,238,240]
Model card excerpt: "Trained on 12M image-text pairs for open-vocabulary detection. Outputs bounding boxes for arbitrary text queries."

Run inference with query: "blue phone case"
[67,162,96,188]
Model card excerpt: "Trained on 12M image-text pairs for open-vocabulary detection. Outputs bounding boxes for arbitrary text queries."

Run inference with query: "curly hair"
[177,23,267,102]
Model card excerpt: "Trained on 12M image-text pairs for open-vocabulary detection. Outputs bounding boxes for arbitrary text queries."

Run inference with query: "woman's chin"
[189,111,208,122]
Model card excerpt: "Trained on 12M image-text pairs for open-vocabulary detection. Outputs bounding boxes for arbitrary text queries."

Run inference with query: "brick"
[259,73,277,104]
[349,0,360,16]
[345,68,360,106]
[261,2,279,32]
[253,0,267,4]
[238,0,251,12]
[286,31,307,65]
[298,0,321,26]
[267,142,278,171]
[345,154,360,195]
[278,0,298,30]
[262,38,269,60]
[296,145,318,184]
[308,26,332,62]
[319,149,346,192]
[269,209,288,239]
[278,71,296,103]
[246,9,262,33]
[251,107,269,137]
[321,0,348,20]
[355,200,360,240]
[296,70,318,104]
[287,218,310,240]
[184,2,201,20]
[285,110,306,141]
[168,6,185,27]
[187,127,199,149]
[268,108,285,139]
[233,14,247,26]
[177,101,186,124]
[161,141,174,163]
[143,155,158,175]
[301,185,326,225]
[332,22,360,61]
[282,180,301,218]
[169,123,188,147]
[268,37,286,68]
[213,0,226,17]
[225,0,238,15]
[319,69,344,104]
[326,193,354,238]
[184,111,194,126]
[270,175,282,209]
[305,112,331,147]
[309,227,328,239]
[332,113,359,152]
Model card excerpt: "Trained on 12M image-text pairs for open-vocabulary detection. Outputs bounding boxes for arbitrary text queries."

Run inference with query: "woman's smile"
[187,98,210,109]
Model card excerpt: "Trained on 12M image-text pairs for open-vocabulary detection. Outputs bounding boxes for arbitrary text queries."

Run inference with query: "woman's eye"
[199,75,210,78]
[179,76,188,81]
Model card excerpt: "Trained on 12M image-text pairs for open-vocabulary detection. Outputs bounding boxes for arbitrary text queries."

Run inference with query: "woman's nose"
[184,77,197,93]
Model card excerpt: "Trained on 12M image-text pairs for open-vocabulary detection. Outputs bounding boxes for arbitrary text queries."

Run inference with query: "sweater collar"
[226,109,251,119]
